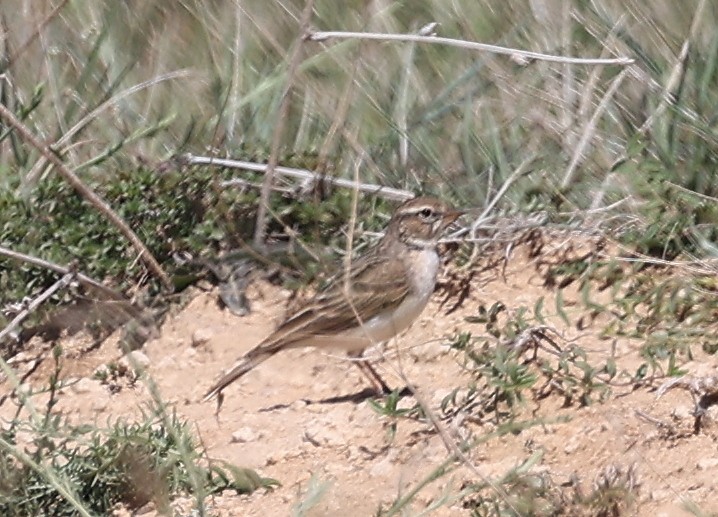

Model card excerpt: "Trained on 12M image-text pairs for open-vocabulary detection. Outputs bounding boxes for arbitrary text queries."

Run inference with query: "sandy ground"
[3,243,718,516]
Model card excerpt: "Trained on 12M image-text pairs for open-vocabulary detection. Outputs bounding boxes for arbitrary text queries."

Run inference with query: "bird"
[203,196,463,402]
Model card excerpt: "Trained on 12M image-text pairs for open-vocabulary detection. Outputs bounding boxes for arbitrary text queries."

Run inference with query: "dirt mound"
[3,243,717,516]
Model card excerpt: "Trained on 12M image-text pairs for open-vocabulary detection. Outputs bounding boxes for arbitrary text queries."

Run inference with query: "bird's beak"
[443,209,465,225]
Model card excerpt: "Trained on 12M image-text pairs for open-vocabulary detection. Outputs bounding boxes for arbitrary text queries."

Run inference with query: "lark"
[203,196,463,401]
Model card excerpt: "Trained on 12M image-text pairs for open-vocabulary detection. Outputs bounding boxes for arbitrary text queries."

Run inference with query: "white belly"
[337,248,440,351]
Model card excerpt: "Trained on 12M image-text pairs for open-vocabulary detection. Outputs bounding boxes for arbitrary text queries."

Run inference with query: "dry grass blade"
[0,271,74,346]
[5,0,71,68]
[0,434,93,517]
[561,67,630,189]
[638,0,708,135]
[22,70,192,189]
[189,154,414,201]
[309,30,635,65]
[0,245,126,301]
[253,0,316,249]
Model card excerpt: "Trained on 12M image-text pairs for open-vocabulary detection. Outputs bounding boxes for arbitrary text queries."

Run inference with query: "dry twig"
[186,154,414,201]
[657,374,718,433]
[0,272,75,345]
[309,29,634,65]
[0,245,126,301]
[0,104,172,289]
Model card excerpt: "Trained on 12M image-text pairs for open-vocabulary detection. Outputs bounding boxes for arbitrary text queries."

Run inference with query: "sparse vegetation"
[0,410,277,516]
[0,347,276,516]
[463,462,638,517]
[2,0,718,514]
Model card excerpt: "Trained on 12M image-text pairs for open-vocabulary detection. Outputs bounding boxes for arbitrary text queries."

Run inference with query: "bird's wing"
[259,252,410,350]
[204,251,409,400]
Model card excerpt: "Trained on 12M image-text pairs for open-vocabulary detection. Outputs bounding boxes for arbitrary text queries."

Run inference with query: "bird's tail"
[203,348,276,402]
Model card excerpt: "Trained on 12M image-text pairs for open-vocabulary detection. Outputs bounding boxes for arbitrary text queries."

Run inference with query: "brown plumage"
[203,196,462,401]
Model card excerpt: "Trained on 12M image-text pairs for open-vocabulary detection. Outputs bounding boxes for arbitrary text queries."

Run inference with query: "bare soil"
[4,243,718,516]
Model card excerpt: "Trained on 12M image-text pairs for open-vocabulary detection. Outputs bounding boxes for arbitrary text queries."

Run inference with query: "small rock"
[312,382,332,394]
[347,446,364,462]
[369,457,394,477]
[671,405,694,421]
[290,399,309,411]
[418,340,450,360]
[265,453,279,466]
[92,397,109,413]
[134,501,155,515]
[306,403,328,414]
[304,423,344,447]
[93,364,111,379]
[431,388,454,407]
[156,356,178,370]
[650,489,671,501]
[64,376,80,387]
[564,436,580,454]
[231,427,258,443]
[16,383,32,396]
[7,351,29,364]
[422,440,449,465]
[697,457,718,470]
[191,328,214,347]
[110,504,133,517]
[369,450,399,477]
[72,377,101,395]
[265,446,302,466]
[119,351,151,374]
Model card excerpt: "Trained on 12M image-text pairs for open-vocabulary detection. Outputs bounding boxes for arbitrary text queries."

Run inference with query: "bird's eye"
[419,208,434,219]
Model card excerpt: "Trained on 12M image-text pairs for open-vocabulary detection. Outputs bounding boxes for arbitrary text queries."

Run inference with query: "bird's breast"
[342,248,439,347]
[407,248,440,299]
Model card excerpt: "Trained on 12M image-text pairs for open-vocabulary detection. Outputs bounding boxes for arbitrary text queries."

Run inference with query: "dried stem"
[23,70,191,188]
[470,154,536,236]
[560,68,629,189]
[0,245,126,301]
[0,103,173,290]
[637,0,706,135]
[309,30,634,65]
[0,435,92,517]
[0,272,75,345]
[253,0,316,249]
[6,0,71,68]
[383,344,517,513]
[188,154,414,201]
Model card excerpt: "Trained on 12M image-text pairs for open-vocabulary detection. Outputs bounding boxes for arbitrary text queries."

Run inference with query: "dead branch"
[0,245,126,301]
[186,154,414,201]
[0,103,172,290]
[309,29,634,65]
[0,272,75,344]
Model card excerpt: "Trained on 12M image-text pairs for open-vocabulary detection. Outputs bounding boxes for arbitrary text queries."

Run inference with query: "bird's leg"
[350,352,393,395]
